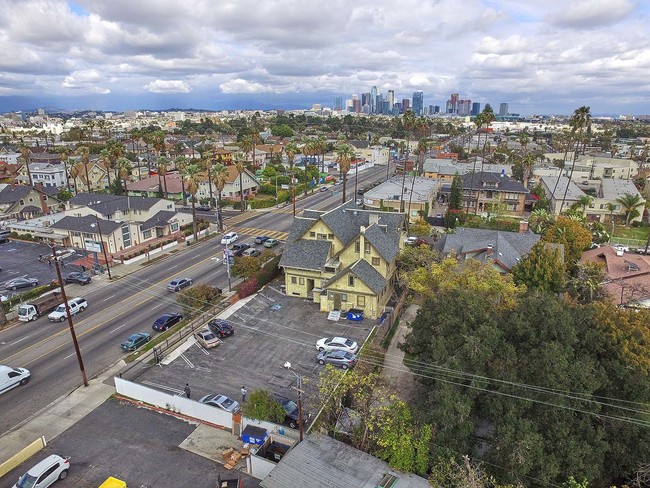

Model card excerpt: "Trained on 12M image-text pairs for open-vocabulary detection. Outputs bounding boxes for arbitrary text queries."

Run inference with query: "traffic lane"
[1,397,258,488]
[137,285,372,416]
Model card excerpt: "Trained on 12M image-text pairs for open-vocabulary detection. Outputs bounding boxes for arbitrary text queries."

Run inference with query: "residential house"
[29,162,68,188]
[437,226,542,273]
[55,193,192,253]
[196,165,261,204]
[127,173,185,200]
[0,162,21,183]
[279,200,405,319]
[540,176,586,215]
[69,157,114,193]
[260,433,430,488]
[439,171,530,216]
[0,184,62,220]
[579,246,650,306]
[363,175,437,222]
[585,179,646,223]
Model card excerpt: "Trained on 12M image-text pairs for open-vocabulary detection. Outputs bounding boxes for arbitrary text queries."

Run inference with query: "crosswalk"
[235,226,288,241]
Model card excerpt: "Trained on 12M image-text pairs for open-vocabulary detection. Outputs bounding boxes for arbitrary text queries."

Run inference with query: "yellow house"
[279,200,406,319]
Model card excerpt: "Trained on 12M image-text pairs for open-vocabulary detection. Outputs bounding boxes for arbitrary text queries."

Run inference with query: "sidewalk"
[382,303,420,403]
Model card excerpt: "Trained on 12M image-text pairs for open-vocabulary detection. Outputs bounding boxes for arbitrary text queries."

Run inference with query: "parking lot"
[131,280,374,416]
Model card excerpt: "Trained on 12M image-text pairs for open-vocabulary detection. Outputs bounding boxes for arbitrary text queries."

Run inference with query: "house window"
[364,242,371,254]
[171,222,179,232]
[328,234,334,240]
[310,232,315,238]
[357,296,365,306]
[317,233,327,240]
[355,241,360,253]
[143,230,152,239]
[341,294,348,302]
[299,277,305,285]
[348,276,355,287]
[372,257,380,266]
[291,276,297,284]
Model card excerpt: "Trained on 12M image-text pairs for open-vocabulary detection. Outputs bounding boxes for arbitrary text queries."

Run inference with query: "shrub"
[176,284,222,315]
[237,277,259,298]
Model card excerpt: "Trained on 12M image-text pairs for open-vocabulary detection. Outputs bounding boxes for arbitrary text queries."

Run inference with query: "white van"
[0,365,30,396]
[220,232,238,245]
[48,297,87,322]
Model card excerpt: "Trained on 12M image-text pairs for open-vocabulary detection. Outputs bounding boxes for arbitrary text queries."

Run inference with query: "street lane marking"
[109,324,128,334]
[10,336,30,346]
[100,295,117,302]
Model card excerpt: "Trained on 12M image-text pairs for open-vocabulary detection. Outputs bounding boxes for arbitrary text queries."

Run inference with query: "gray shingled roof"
[0,185,31,204]
[319,200,361,246]
[363,223,400,262]
[439,227,541,271]
[51,215,122,234]
[285,217,317,244]
[68,193,162,214]
[461,171,528,193]
[279,239,332,271]
[140,210,177,231]
[322,258,387,295]
[260,433,430,488]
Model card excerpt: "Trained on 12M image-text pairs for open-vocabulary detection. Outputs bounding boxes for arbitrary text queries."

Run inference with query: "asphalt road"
[0,164,390,435]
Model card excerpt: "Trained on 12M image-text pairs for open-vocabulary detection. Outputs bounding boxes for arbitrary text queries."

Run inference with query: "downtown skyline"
[0,0,649,115]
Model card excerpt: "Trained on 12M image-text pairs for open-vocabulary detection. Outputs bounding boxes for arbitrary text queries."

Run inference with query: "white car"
[0,365,30,396]
[613,244,629,253]
[13,454,70,488]
[48,297,87,322]
[316,336,359,354]
[221,232,238,245]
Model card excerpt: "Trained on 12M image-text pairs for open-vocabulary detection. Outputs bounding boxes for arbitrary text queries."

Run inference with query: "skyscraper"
[457,99,472,116]
[370,86,378,114]
[499,103,509,116]
[334,96,343,111]
[401,99,410,113]
[471,102,481,116]
[412,91,424,115]
[387,90,395,109]
[446,93,459,114]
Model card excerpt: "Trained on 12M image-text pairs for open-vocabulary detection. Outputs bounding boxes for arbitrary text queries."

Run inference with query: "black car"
[196,204,211,211]
[152,312,183,332]
[64,272,92,285]
[207,319,234,338]
[4,277,39,290]
[232,243,251,256]
[273,393,309,429]
[254,236,270,245]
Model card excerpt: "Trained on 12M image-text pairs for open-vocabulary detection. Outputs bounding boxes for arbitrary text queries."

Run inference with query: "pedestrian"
[81,265,86,272]
[48,259,52,267]
[241,386,247,403]
[184,383,191,399]
[38,254,43,262]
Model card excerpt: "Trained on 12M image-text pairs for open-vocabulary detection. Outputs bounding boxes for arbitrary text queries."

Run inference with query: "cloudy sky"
[1,0,649,115]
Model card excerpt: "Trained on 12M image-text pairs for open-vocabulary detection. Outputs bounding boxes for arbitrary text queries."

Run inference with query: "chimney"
[519,220,529,233]
[369,214,379,226]
[486,244,494,258]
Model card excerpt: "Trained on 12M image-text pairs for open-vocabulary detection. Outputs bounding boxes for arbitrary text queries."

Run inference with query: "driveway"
[0,397,258,488]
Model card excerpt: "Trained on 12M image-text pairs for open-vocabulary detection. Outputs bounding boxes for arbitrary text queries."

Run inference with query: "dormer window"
[348,276,355,287]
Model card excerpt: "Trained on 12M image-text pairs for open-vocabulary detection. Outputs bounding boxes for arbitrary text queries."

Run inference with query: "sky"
[0,0,649,115]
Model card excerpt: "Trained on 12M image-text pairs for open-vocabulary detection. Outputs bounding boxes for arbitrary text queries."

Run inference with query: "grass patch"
[381,318,400,350]
[613,226,649,241]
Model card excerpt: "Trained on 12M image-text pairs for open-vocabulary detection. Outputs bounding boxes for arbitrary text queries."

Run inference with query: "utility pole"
[283,361,304,442]
[93,215,112,280]
[50,244,88,387]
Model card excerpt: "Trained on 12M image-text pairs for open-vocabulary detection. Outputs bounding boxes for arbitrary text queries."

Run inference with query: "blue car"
[121,332,151,352]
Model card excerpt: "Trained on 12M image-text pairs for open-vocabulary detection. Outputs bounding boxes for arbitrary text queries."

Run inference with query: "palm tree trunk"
[191,200,197,242]
[239,173,245,212]
[558,139,581,214]
[217,194,223,231]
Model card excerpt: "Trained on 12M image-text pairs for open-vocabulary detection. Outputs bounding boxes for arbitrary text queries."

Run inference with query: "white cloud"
[219,79,273,94]
[144,80,192,93]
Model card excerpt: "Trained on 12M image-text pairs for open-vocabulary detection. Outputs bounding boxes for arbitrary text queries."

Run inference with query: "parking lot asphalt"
[0,397,258,488]
[132,280,374,417]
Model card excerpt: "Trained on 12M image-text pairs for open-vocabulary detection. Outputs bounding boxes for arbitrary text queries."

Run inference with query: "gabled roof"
[363,223,400,262]
[279,239,331,271]
[51,215,122,234]
[439,227,541,271]
[322,258,387,295]
[140,210,178,231]
[460,171,528,193]
[0,185,31,204]
[68,193,164,214]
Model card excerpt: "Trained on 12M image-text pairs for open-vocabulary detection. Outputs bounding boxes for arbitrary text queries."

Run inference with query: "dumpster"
[241,424,267,446]
[98,477,127,488]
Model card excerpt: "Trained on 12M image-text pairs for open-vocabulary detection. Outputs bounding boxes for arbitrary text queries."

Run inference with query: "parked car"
[254,235,270,244]
[405,236,426,247]
[0,365,30,396]
[221,232,238,245]
[4,277,38,290]
[196,204,211,211]
[64,272,91,285]
[121,332,151,352]
[317,349,358,369]
[272,393,310,429]
[152,313,183,332]
[264,238,279,248]
[613,244,629,253]
[194,329,222,349]
[167,277,193,292]
[320,186,328,192]
[199,394,241,413]
[316,336,359,354]
[13,454,70,488]
[48,297,87,322]
[241,248,261,258]
[232,243,251,256]
[207,319,234,338]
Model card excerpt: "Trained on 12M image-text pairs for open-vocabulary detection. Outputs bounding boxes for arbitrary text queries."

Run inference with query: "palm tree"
[559,106,591,214]
[200,149,215,206]
[616,193,644,226]
[239,136,253,165]
[56,147,72,192]
[234,153,246,213]
[175,156,188,205]
[284,142,299,216]
[182,163,201,242]
[105,140,126,190]
[157,156,170,199]
[76,146,92,192]
[211,163,229,231]
[573,195,594,217]
[115,157,132,195]
[467,113,485,214]
[18,144,33,186]
[335,143,355,205]
[187,130,197,160]
[69,165,80,194]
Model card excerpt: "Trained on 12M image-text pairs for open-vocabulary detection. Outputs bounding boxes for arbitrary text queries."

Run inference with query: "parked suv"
[13,454,70,488]
[64,272,92,285]
[207,319,234,338]
[273,393,310,429]
[48,297,87,322]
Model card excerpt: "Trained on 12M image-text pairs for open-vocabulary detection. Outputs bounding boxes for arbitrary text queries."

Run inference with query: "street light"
[283,361,304,442]
[224,242,232,292]
[90,215,112,280]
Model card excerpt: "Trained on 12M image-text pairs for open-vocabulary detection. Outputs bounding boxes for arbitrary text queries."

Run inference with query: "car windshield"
[282,400,298,413]
[17,473,38,488]
[170,281,179,285]
[202,333,216,340]
[345,339,354,347]
[55,305,66,312]
[220,397,234,408]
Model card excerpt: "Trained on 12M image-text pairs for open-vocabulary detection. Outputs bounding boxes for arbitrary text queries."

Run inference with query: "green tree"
[271,124,294,137]
[449,173,463,211]
[284,141,299,216]
[566,262,606,304]
[242,389,286,422]
[211,163,229,231]
[182,163,201,241]
[372,398,415,472]
[176,284,222,314]
[616,193,645,226]
[335,143,355,204]
[512,242,566,293]
[559,106,591,214]
[234,152,246,212]
[542,216,592,267]
[231,256,262,280]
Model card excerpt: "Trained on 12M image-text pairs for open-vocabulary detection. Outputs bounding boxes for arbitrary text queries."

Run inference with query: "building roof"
[127,173,184,194]
[600,178,644,200]
[460,171,528,193]
[0,184,31,204]
[260,433,430,488]
[279,238,332,271]
[68,193,163,214]
[364,175,437,203]
[140,210,178,231]
[363,223,400,262]
[51,215,122,234]
[329,258,387,294]
[438,227,541,271]
[541,176,586,200]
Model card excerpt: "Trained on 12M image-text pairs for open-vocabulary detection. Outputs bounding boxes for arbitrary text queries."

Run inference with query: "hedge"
[235,254,282,297]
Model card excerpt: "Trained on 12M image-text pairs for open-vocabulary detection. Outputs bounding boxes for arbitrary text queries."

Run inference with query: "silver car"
[317,349,358,370]
[199,394,241,413]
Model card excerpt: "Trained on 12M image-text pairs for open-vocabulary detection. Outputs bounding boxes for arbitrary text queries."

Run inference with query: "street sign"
[84,239,102,253]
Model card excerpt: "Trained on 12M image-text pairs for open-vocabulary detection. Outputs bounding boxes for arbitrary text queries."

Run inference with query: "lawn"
[613,225,649,241]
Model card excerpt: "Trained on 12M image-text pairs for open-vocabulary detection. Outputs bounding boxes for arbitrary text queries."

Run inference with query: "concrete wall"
[0,436,46,478]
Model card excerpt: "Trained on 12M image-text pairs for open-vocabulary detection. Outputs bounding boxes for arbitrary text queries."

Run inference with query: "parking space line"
[179,353,194,368]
